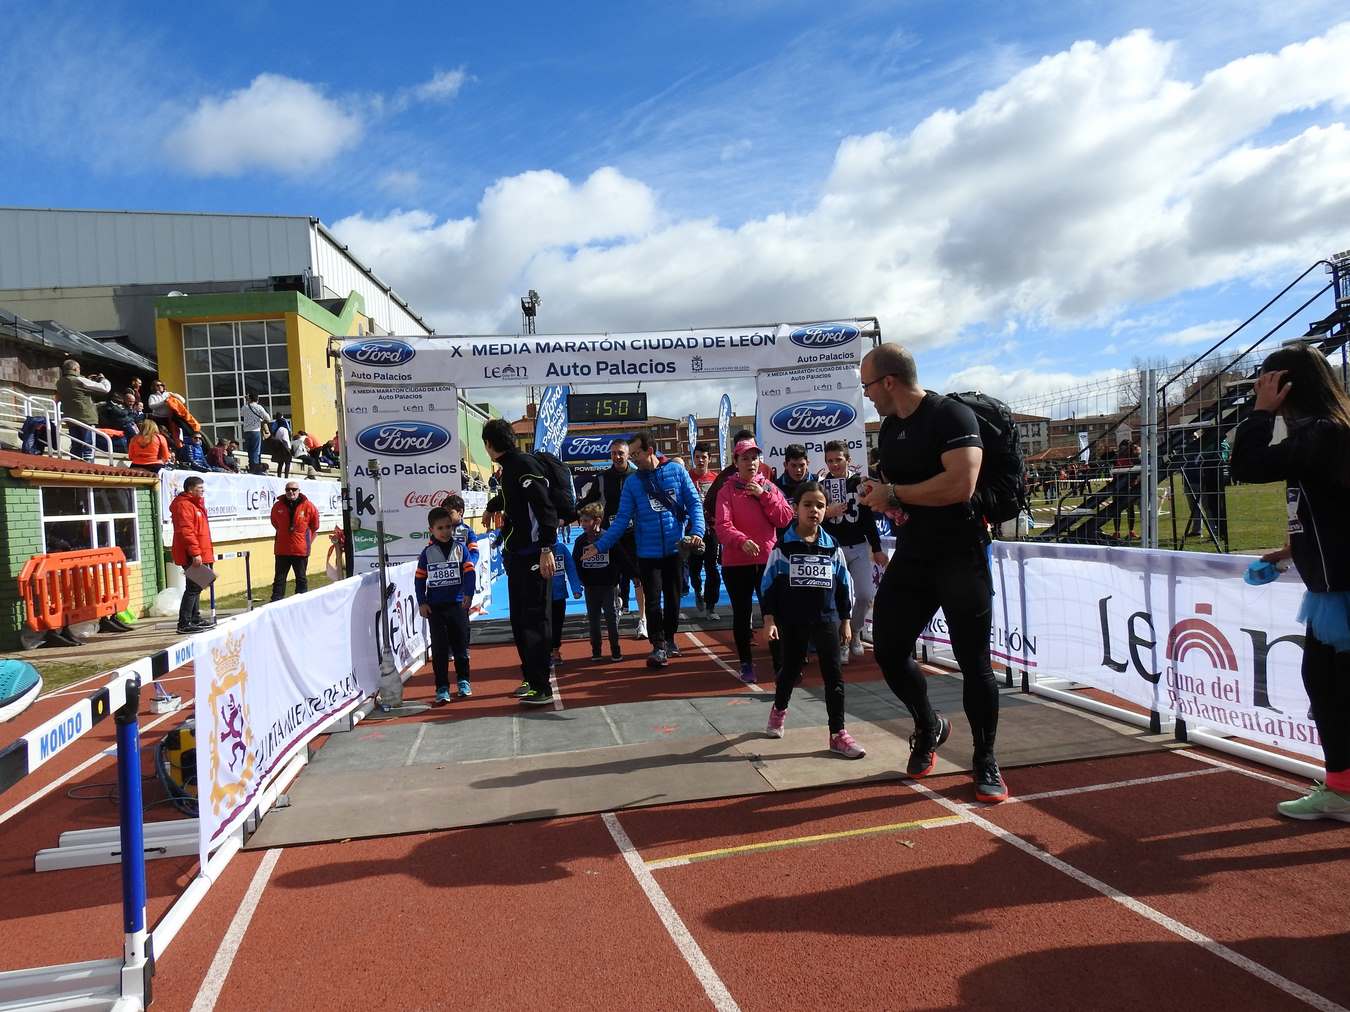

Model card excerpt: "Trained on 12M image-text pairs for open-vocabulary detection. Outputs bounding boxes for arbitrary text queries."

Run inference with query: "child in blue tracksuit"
[415,500,479,703]
[549,538,583,667]
[760,481,866,759]
[574,502,622,661]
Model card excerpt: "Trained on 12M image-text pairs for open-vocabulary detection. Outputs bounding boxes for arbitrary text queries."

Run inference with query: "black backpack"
[530,451,579,523]
[946,391,1028,524]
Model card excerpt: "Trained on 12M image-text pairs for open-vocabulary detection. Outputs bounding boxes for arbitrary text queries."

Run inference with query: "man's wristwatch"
[885,484,903,510]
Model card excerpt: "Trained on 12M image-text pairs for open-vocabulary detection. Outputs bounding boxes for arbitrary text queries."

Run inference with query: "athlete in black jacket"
[1230,343,1350,821]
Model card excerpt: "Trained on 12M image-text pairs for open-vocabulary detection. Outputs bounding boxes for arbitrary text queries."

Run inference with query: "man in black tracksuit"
[482,418,559,705]
[858,342,1007,803]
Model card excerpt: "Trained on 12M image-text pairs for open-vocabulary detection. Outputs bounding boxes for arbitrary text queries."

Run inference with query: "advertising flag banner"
[534,384,570,457]
[686,414,697,457]
[717,394,732,467]
[755,364,865,470]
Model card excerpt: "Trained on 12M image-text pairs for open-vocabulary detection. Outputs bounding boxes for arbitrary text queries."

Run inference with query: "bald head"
[864,343,918,386]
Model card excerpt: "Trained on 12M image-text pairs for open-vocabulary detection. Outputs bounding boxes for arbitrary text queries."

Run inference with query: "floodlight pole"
[370,457,402,708]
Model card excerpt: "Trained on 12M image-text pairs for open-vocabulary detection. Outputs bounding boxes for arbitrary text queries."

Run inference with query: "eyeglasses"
[861,374,896,392]
[285,487,299,493]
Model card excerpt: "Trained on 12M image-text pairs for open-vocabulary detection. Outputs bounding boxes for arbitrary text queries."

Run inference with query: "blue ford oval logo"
[341,339,416,366]
[355,421,451,456]
[769,400,857,435]
[789,324,859,349]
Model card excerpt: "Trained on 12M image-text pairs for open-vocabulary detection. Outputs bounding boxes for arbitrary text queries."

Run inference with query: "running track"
[3,624,1347,1011]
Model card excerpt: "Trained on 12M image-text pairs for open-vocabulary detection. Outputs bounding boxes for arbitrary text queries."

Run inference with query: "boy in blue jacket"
[760,482,865,759]
[549,538,583,669]
[415,501,479,703]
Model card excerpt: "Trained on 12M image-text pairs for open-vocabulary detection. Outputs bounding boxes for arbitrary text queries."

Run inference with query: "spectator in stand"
[55,359,111,460]
[128,419,171,472]
[241,393,273,472]
[185,432,217,471]
[147,380,189,448]
[291,431,315,470]
[270,480,320,600]
[170,475,214,634]
[270,416,293,478]
[206,437,237,472]
[321,432,340,468]
[98,390,142,452]
[129,377,144,412]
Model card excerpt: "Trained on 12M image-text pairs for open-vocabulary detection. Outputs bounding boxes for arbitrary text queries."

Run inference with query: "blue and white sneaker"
[457,679,472,698]
[434,688,452,704]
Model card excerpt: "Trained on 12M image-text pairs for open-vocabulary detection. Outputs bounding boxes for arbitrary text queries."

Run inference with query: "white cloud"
[164,74,362,176]
[1156,319,1242,346]
[720,139,753,161]
[411,68,468,103]
[377,169,423,198]
[328,23,1350,403]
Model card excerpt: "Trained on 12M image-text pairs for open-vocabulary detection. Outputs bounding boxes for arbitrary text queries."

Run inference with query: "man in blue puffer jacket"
[582,430,705,668]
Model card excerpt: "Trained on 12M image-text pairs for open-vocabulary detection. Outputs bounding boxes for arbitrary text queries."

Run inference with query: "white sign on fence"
[193,561,426,865]
[158,469,343,540]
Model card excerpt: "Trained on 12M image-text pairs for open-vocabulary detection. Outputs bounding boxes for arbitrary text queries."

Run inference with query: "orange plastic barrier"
[18,548,131,632]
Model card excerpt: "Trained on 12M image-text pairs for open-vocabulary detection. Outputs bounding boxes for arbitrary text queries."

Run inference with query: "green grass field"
[1026,478,1286,554]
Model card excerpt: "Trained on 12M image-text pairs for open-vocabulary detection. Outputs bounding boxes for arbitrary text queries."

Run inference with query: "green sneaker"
[511,681,532,698]
[1276,783,1350,822]
[519,689,554,706]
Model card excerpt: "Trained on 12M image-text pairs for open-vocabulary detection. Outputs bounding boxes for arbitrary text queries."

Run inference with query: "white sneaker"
[850,640,865,657]
[635,616,649,640]
[705,607,720,621]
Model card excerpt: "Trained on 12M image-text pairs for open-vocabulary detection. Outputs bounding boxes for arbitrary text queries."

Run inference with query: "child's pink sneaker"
[765,706,787,738]
[830,729,865,759]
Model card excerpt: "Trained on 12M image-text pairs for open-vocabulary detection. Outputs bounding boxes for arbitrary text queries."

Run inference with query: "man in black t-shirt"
[857,343,1007,803]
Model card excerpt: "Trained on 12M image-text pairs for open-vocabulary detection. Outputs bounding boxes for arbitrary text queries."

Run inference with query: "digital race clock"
[567,392,649,423]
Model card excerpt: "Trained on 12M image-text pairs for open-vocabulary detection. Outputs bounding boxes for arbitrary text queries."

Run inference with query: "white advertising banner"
[754,364,866,470]
[340,377,462,572]
[158,469,343,541]
[194,561,425,864]
[895,541,1317,761]
[337,322,868,391]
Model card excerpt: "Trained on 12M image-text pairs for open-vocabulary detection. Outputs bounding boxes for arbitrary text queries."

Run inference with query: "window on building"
[182,321,292,444]
[40,486,139,562]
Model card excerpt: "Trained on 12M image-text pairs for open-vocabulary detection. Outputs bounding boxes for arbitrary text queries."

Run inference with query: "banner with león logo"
[158,469,342,541]
[194,561,426,864]
[754,364,865,471]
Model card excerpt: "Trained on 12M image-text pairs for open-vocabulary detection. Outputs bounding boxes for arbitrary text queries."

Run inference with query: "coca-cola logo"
[769,400,857,434]
[404,490,454,508]
[788,324,859,349]
[341,339,416,366]
[355,421,451,456]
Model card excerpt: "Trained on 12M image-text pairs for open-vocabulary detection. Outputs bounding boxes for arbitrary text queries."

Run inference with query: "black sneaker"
[591,652,604,662]
[646,646,668,668]
[519,689,554,706]
[611,650,624,661]
[906,714,951,778]
[973,754,1009,803]
[667,642,682,658]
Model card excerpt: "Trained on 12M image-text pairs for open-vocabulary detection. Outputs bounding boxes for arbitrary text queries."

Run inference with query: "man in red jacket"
[170,475,215,634]
[270,481,320,600]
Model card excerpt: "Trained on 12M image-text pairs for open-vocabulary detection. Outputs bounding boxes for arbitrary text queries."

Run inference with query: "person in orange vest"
[269,480,320,600]
[170,475,215,634]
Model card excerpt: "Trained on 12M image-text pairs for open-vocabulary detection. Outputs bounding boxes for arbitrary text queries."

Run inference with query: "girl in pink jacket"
[716,438,794,682]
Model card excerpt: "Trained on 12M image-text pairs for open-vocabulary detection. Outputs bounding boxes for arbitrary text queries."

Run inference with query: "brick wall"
[0,476,43,650]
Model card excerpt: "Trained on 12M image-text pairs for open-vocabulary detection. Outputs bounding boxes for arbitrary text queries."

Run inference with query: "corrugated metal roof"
[0,307,157,373]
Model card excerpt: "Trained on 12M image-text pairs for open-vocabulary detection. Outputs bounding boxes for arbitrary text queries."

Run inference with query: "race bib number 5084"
[789,556,833,589]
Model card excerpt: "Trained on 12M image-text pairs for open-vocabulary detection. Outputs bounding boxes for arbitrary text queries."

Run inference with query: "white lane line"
[0,703,195,829]
[403,724,429,767]
[682,631,764,693]
[602,812,740,1012]
[549,664,564,711]
[980,767,1224,806]
[905,779,1347,1012]
[601,706,625,745]
[189,847,283,1012]
[511,715,521,757]
[1176,749,1306,793]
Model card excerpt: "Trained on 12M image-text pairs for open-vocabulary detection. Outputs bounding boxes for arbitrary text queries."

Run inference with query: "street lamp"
[520,289,542,334]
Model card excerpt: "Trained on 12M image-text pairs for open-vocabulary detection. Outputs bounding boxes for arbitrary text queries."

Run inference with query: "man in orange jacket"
[270,480,320,600]
[170,475,215,634]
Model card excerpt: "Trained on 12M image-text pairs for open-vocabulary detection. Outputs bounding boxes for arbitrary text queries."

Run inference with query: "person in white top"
[270,417,293,478]
[240,392,273,472]
[146,379,189,448]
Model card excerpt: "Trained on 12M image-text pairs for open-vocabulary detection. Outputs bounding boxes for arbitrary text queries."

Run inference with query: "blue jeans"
[243,431,262,468]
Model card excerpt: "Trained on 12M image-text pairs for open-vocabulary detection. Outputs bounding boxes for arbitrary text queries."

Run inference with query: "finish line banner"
[194,561,425,864]
[755,364,865,469]
[905,542,1318,762]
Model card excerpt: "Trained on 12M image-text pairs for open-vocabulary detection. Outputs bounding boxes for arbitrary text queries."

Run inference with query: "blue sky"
[4,0,1349,420]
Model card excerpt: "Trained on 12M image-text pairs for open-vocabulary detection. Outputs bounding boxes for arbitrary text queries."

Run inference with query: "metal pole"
[1140,368,1159,549]
[244,550,253,610]
[371,457,401,709]
[207,561,217,624]
[329,338,356,579]
[115,680,151,1007]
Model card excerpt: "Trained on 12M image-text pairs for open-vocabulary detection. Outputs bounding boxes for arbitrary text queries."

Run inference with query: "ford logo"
[355,421,451,456]
[341,339,416,366]
[769,400,857,435]
[789,324,859,349]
